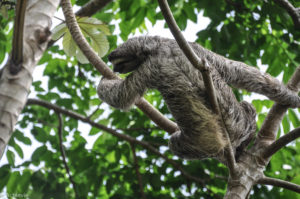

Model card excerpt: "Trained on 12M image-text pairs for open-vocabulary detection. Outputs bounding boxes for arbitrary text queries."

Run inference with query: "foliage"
[0,0,299,198]
[52,16,110,63]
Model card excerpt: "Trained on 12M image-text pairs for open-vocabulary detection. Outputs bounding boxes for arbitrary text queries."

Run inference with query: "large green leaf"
[52,16,110,63]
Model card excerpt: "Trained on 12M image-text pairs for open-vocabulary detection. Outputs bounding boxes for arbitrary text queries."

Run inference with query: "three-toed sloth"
[97,36,300,160]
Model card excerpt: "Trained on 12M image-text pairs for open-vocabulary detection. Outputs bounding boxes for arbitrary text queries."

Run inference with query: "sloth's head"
[108,36,163,73]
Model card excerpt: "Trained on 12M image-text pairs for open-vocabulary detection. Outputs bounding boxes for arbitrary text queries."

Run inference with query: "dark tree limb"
[274,0,300,29]
[258,176,300,193]
[261,127,300,159]
[60,0,178,134]
[157,0,236,175]
[130,143,147,199]
[10,0,27,74]
[26,98,206,187]
[76,0,113,17]
[57,113,79,198]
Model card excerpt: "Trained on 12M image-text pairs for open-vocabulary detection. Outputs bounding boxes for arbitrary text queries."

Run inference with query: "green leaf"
[31,146,48,162]
[78,17,110,35]
[6,150,15,166]
[89,127,100,135]
[105,151,116,163]
[131,7,146,29]
[7,171,21,193]
[59,17,110,64]
[282,115,290,134]
[81,27,109,58]
[288,110,300,128]
[62,31,77,57]
[76,48,89,64]
[51,23,67,41]
[183,3,197,22]
[18,170,31,192]
[14,130,32,145]
[13,142,24,159]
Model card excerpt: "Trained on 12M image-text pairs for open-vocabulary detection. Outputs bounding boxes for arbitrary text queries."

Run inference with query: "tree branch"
[26,98,206,186]
[57,113,79,198]
[10,0,26,74]
[255,67,300,152]
[60,0,178,134]
[76,0,113,17]
[261,127,300,159]
[157,0,236,175]
[130,143,147,199]
[274,0,300,29]
[258,176,300,193]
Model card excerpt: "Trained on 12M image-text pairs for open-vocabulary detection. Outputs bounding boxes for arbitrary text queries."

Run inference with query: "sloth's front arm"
[97,76,147,110]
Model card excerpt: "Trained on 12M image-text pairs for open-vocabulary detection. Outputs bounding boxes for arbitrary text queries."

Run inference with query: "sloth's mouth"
[108,55,140,74]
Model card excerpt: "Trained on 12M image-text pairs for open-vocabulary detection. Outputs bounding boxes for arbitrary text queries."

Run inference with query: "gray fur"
[97,36,300,160]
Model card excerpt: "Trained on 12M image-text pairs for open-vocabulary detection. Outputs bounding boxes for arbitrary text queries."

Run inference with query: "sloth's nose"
[107,50,116,62]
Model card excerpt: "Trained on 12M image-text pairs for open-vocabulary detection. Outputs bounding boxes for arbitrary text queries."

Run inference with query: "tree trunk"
[0,0,60,158]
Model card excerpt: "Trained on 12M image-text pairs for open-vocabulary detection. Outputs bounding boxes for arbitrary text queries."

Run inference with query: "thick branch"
[60,0,178,134]
[258,176,300,193]
[57,113,78,198]
[261,127,300,159]
[130,143,147,199]
[274,0,300,29]
[76,0,113,17]
[157,0,236,174]
[26,98,205,186]
[255,67,300,149]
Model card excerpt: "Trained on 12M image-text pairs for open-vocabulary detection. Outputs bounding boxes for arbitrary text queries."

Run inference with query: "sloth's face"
[108,50,141,74]
[108,36,161,73]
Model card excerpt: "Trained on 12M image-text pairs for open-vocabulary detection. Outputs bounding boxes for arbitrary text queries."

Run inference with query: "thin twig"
[258,176,300,193]
[87,104,101,119]
[157,0,236,175]
[130,143,147,199]
[57,113,79,198]
[60,0,178,134]
[261,127,300,159]
[54,16,65,22]
[274,0,300,29]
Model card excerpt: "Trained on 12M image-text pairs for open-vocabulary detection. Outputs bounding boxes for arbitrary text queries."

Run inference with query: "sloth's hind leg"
[169,129,226,160]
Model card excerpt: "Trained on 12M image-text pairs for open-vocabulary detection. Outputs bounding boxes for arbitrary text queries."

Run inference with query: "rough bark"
[0,0,60,159]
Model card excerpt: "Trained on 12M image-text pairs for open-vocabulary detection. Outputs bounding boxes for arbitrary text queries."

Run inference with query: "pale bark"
[0,0,60,158]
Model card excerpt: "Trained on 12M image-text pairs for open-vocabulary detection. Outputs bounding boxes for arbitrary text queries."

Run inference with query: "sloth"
[97,36,300,160]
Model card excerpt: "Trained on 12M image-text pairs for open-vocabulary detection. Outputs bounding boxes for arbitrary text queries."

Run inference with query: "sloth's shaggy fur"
[98,36,300,159]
